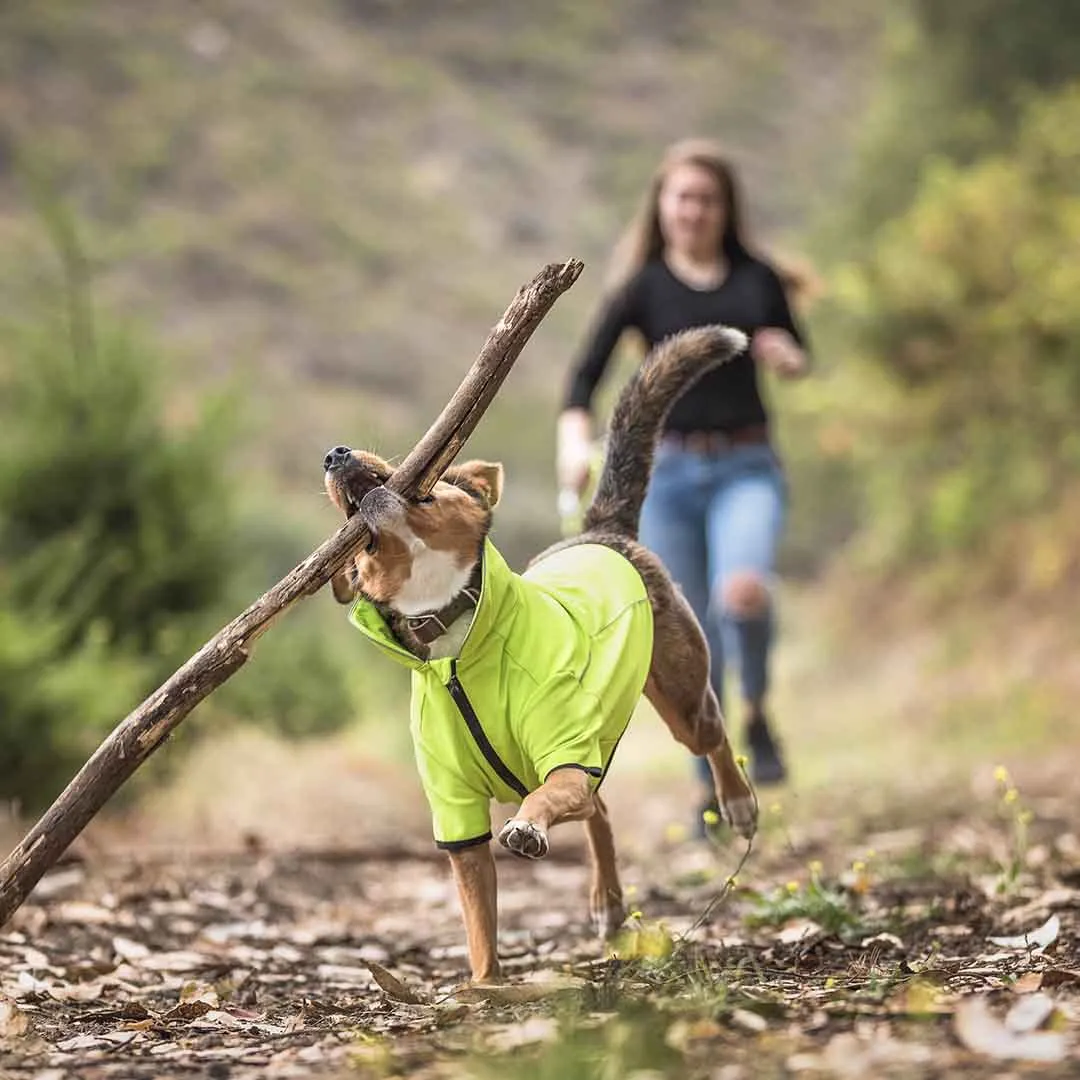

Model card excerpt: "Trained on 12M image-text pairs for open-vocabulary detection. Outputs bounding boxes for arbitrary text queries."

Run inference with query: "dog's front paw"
[497,818,549,859]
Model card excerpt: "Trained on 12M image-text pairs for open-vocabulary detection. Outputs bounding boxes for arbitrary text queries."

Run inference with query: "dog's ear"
[330,563,360,604]
[450,460,503,508]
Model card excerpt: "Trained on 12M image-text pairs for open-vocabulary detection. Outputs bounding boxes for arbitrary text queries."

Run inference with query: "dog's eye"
[417,494,435,505]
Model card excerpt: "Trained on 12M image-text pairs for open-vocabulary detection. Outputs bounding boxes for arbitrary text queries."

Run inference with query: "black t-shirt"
[563,257,808,434]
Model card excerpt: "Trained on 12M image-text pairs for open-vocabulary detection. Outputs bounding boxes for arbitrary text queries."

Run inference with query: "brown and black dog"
[324,325,757,982]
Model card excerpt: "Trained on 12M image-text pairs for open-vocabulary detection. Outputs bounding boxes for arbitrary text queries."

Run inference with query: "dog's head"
[323,446,502,611]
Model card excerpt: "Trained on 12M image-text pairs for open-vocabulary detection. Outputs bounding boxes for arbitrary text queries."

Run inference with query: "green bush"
[830,84,1080,569]
[0,314,236,672]
[842,0,1080,240]
[215,601,363,741]
[0,227,239,807]
[0,203,363,810]
[0,605,146,809]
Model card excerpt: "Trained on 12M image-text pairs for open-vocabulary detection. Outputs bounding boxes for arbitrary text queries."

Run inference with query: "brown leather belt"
[662,424,770,454]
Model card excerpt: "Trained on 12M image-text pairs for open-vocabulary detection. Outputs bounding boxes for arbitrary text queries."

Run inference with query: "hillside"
[0,0,881,566]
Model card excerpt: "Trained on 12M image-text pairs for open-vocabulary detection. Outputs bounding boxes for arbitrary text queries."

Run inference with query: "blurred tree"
[833,85,1080,572]
[800,0,1080,590]
[0,195,238,808]
[0,192,365,811]
[0,606,146,811]
[844,0,1080,240]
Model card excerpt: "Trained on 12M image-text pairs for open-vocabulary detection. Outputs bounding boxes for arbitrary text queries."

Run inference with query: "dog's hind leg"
[646,676,757,840]
[644,584,757,839]
[584,794,625,939]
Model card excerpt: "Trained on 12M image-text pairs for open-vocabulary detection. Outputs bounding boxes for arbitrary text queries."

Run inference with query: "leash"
[680,834,755,941]
[680,757,760,940]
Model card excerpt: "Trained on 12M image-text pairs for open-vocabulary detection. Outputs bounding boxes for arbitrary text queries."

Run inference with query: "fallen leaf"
[9,906,48,939]
[0,996,29,1038]
[56,1033,108,1051]
[730,1008,768,1033]
[87,1002,152,1023]
[954,995,1068,1062]
[434,1003,471,1027]
[316,963,374,985]
[53,901,119,925]
[189,1010,247,1030]
[179,980,220,1007]
[860,932,904,951]
[453,978,581,1005]
[889,978,952,1017]
[821,1031,933,1078]
[15,945,53,969]
[122,1018,158,1032]
[12,970,50,997]
[1010,972,1043,994]
[364,961,429,1005]
[777,919,822,944]
[1005,993,1057,1034]
[1042,968,1080,989]
[931,925,973,938]
[162,1000,215,1022]
[111,936,151,961]
[485,1016,559,1051]
[136,950,217,973]
[999,889,1078,927]
[988,914,1059,953]
[30,866,85,900]
[98,1030,140,1046]
[47,979,106,1003]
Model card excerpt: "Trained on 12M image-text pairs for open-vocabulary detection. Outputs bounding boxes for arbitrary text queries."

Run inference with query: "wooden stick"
[0,258,584,926]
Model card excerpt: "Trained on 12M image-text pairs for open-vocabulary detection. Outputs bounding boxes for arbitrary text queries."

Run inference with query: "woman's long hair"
[605,137,818,308]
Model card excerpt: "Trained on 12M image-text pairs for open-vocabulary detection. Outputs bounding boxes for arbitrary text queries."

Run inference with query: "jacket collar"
[348,538,519,672]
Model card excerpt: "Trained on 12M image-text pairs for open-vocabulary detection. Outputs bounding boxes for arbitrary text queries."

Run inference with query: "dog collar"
[405,561,484,646]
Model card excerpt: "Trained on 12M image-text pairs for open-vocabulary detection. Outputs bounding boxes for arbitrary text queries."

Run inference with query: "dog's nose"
[323,446,352,472]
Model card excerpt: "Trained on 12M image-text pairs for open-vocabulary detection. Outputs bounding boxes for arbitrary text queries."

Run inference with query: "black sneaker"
[747,713,787,786]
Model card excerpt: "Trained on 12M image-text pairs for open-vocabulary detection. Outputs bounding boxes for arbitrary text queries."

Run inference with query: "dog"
[323,324,757,983]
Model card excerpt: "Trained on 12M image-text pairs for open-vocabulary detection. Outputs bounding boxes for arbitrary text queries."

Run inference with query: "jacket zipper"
[446,659,528,798]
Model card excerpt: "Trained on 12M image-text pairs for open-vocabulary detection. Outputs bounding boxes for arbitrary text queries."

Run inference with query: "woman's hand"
[556,408,594,495]
[751,328,808,379]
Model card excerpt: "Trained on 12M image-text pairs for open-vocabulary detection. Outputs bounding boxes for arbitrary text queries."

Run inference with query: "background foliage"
[1,0,1077,810]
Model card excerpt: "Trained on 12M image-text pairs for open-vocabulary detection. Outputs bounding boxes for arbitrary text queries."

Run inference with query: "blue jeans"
[639,441,786,788]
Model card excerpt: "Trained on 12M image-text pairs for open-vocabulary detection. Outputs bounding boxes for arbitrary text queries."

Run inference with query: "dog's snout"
[323,445,352,472]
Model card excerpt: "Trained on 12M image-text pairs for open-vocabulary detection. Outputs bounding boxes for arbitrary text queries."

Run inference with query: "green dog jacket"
[348,540,654,849]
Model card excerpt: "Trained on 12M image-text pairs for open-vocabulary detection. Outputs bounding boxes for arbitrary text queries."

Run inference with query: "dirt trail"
[2,758,1079,1079]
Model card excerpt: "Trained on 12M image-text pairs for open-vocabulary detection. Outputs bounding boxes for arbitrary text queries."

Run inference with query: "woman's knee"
[719,570,771,618]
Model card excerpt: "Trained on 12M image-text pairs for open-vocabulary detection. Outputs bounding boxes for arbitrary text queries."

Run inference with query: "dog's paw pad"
[497,818,549,859]
[721,795,758,840]
[590,900,626,940]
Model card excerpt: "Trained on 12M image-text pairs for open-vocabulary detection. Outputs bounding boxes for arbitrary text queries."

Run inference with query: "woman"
[557,137,810,833]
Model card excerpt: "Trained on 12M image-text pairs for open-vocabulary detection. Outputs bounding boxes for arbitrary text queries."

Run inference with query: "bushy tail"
[583,324,748,538]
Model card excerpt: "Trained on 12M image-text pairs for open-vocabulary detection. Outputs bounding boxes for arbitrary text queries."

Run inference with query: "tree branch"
[0,258,584,927]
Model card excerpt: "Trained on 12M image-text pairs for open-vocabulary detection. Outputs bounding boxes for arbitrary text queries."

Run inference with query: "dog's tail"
[582,324,748,539]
